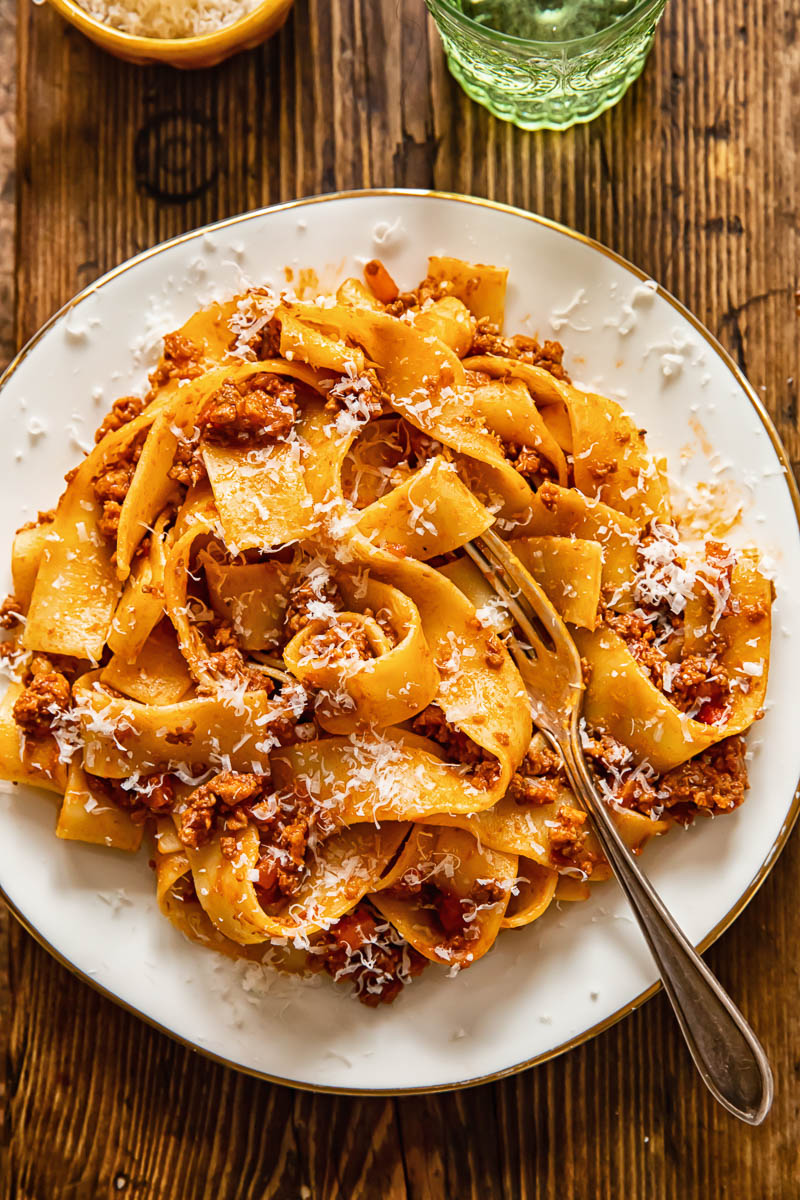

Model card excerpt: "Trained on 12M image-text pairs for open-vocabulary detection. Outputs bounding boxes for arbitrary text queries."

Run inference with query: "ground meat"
[93,395,145,444]
[312,903,427,1006]
[508,739,565,805]
[302,618,375,669]
[582,730,634,775]
[604,608,656,645]
[283,573,343,639]
[617,736,748,824]
[689,539,736,630]
[92,431,146,541]
[169,435,207,488]
[657,737,748,822]
[587,459,618,482]
[205,619,239,651]
[483,633,505,669]
[179,770,268,850]
[738,598,771,624]
[503,442,556,485]
[471,758,503,788]
[508,773,560,805]
[585,725,749,826]
[411,704,501,789]
[472,879,507,907]
[388,873,506,946]
[705,539,735,580]
[324,367,385,422]
[468,319,570,381]
[548,804,597,875]
[148,332,204,394]
[12,655,73,737]
[384,276,449,316]
[523,741,563,777]
[604,609,730,716]
[253,319,282,361]
[198,620,275,695]
[669,652,730,719]
[229,310,282,362]
[536,481,561,512]
[583,729,658,819]
[198,373,297,446]
[31,652,79,680]
[0,594,23,629]
[365,606,399,647]
[100,773,176,826]
[179,772,322,905]
[206,646,274,693]
[249,795,315,905]
[604,609,672,689]
[583,728,667,823]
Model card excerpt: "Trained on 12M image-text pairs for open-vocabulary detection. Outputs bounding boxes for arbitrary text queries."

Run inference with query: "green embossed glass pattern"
[425,0,669,130]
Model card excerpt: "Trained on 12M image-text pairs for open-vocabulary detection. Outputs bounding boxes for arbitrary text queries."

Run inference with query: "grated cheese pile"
[75,0,262,39]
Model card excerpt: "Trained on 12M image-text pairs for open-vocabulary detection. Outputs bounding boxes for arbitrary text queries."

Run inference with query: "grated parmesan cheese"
[632,523,696,616]
[74,0,261,40]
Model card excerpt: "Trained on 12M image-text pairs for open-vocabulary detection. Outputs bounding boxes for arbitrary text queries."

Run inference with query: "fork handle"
[560,735,773,1125]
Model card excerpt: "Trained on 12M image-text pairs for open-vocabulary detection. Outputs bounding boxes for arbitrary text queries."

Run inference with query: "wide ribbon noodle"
[0,255,772,1005]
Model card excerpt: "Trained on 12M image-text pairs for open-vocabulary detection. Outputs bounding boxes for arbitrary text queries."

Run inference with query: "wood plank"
[3,0,800,1196]
[0,1,15,1192]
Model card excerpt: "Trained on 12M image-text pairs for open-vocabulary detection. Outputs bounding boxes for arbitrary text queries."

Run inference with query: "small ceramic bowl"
[45,0,294,68]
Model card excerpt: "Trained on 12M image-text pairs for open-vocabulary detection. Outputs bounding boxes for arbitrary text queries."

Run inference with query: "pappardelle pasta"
[0,256,772,1004]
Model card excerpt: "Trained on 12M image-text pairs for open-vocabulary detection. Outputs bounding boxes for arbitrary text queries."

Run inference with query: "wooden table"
[2,1,799,1195]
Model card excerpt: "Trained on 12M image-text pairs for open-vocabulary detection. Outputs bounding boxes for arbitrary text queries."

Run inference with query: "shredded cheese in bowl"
[74,0,263,39]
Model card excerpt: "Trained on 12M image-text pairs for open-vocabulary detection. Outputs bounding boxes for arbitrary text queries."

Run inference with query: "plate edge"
[2,186,799,1096]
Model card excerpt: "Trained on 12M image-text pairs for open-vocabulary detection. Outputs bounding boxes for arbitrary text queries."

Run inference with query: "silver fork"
[465,527,773,1125]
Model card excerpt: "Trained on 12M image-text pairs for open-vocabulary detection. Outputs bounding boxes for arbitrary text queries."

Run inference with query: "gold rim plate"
[2,189,799,1095]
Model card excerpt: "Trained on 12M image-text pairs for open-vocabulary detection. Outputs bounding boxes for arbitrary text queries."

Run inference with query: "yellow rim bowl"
[45,0,295,68]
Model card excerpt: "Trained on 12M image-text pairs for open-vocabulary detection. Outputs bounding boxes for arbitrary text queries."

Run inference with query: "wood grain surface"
[3,1,800,1196]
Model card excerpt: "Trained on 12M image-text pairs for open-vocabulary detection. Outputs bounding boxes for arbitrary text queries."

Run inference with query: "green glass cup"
[425,0,669,131]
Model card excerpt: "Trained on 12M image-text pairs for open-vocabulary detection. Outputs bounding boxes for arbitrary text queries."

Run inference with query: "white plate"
[1,191,799,1094]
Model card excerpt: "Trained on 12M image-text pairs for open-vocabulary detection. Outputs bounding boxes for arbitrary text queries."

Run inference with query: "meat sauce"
[311,902,427,1006]
[412,703,501,789]
[179,772,324,907]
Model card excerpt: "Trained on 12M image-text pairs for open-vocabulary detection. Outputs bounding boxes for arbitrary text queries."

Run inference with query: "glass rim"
[426,0,667,52]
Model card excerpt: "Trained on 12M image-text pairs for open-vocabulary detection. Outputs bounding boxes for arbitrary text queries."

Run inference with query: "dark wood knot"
[134,110,221,203]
